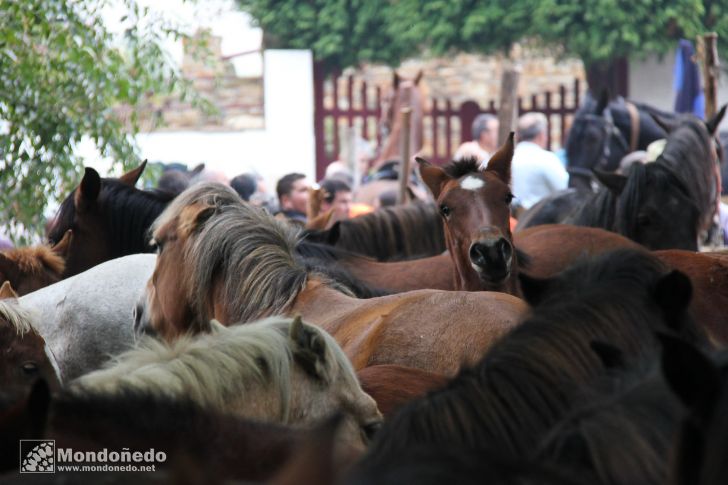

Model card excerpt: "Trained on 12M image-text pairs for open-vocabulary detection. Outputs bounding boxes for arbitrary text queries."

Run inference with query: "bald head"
[517,112,548,147]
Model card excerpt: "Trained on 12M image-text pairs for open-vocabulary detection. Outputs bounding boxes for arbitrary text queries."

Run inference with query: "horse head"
[417,134,518,293]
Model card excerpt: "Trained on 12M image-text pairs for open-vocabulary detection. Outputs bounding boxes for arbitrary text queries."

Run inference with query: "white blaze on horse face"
[461,176,485,191]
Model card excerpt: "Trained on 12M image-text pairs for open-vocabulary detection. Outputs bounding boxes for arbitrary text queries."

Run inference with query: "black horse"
[565,91,671,191]
[518,109,725,251]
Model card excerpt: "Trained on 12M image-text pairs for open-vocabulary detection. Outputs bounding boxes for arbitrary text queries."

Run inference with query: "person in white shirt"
[511,112,569,211]
[453,114,499,163]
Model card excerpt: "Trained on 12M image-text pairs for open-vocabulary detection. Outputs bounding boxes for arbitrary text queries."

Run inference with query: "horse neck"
[290,279,359,327]
[375,92,424,167]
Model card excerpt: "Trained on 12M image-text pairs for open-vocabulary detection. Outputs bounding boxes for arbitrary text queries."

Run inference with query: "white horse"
[19,254,155,382]
[73,315,383,451]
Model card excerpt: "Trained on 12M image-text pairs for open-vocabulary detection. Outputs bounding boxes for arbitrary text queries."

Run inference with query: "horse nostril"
[469,244,488,267]
[497,238,513,261]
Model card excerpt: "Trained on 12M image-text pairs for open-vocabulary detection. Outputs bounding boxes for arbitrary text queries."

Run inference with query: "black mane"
[443,157,482,179]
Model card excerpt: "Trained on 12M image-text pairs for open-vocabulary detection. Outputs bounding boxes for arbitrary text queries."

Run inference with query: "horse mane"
[443,157,482,179]
[1,246,65,276]
[360,249,698,463]
[0,299,34,335]
[538,359,681,484]
[73,316,354,422]
[48,178,175,255]
[333,202,445,261]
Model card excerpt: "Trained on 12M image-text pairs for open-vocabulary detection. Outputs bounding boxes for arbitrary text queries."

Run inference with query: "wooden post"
[498,64,521,145]
[701,33,719,119]
[397,107,412,205]
[346,126,360,192]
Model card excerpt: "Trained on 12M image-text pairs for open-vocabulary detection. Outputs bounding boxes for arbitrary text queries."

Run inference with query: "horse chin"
[470,264,510,287]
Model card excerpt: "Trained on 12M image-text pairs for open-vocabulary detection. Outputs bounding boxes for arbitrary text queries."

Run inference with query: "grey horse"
[20,254,156,382]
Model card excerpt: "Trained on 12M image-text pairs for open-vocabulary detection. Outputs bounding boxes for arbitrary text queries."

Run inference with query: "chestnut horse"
[136,183,528,376]
[0,282,62,395]
[416,134,520,293]
[0,241,67,295]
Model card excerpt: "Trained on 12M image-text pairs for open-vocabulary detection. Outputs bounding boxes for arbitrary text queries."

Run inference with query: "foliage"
[239,0,728,70]
[236,0,420,71]
[0,0,203,242]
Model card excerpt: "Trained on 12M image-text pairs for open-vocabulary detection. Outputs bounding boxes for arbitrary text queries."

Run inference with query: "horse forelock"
[443,158,482,179]
[73,317,353,423]
[0,299,35,336]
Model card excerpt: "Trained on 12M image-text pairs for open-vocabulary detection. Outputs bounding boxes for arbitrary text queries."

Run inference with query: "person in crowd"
[511,112,569,213]
[275,173,310,223]
[453,113,499,163]
[230,173,258,202]
[320,178,353,222]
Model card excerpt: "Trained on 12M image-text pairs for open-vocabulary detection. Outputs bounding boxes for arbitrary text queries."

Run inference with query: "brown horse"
[137,183,527,376]
[357,365,448,417]
[0,239,68,296]
[46,161,176,278]
[417,134,519,293]
[374,70,425,169]
[0,282,62,396]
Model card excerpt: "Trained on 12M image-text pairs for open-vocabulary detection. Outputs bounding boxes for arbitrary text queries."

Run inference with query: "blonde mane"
[0,298,34,335]
[152,183,311,326]
[73,316,355,422]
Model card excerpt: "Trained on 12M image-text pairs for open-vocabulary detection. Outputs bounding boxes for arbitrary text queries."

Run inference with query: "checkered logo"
[20,440,55,473]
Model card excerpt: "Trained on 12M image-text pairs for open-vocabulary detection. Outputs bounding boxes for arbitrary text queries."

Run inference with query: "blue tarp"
[673,39,705,118]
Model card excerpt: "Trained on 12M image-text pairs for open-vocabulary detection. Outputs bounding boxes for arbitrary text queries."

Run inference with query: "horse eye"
[505,193,514,204]
[362,421,382,442]
[440,204,452,218]
[150,239,163,252]
[22,362,38,375]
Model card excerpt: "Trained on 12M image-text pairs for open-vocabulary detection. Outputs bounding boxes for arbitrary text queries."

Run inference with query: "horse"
[0,283,62,397]
[19,254,156,381]
[73,315,383,452]
[355,249,702,469]
[537,344,683,485]
[136,183,528,376]
[0,243,66,296]
[565,91,671,191]
[46,161,176,277]
[659,335,728,485]
[560,110,725,251]
[374,70,425,169]
[0,379,350,482]
[416,134,524,293]
[357,365,448,417]
[305,201,445,261]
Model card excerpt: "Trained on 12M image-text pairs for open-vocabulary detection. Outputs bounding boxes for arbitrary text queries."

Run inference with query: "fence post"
[398,107,413,205]
[313,62,327,180]
[498,65,521,145]
[460,100,481,144]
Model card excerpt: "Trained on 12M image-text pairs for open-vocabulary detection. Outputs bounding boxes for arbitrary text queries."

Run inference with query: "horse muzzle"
[469,236,513,283]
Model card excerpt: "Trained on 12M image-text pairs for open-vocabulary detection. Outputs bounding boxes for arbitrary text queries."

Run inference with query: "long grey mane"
[151,183,350,327]
[0,299,34,335]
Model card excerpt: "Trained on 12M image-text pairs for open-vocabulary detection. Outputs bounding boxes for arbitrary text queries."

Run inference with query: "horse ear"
[649,112,677,135]
[413,70,424,86]
[654,270,693,331]
[484,132,514,183]
[705,104,727,135]
[393,71,400,89]
[51,229,73,259]
[518,272,552,306]
[0,253,17,285]
[658,332,720,415]
[0,280,18,299]
[119,160,147,187]
[74,167,101,211]
[416,157,450,200]
[590,340,626,370]
[289,315,328,382]
[593,169,627,195]
[190,163,205,177]
[178,202,216,240]
[595,88,610,114]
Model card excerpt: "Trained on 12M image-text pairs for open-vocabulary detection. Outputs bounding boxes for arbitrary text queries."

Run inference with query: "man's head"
[230,174,257,202]
[517,112,549,148]
[473,114,499,153]
[276,173,309,213]
[320,178,352,221]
